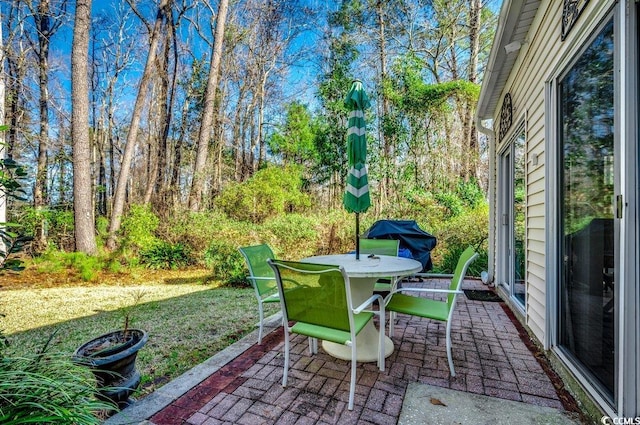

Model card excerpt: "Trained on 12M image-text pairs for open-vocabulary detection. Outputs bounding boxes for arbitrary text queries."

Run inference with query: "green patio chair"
[267,259,385,410]
[359,238,400,292]
[239,244,280,344]
[385,246,478,377]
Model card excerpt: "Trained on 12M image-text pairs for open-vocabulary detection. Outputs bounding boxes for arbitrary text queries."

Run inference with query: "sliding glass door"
[499,127,526,309]
[558,19,616,400]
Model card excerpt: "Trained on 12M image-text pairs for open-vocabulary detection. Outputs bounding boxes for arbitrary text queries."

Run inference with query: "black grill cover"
[362,220,437,272]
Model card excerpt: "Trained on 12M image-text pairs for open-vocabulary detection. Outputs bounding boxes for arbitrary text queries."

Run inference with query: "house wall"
[489,0,611,342]
[492,0,561,342]
[484,0,639,417]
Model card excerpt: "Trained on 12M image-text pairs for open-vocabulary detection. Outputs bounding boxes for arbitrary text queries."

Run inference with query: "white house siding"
[490,0,564,343]
[479,0,636,417]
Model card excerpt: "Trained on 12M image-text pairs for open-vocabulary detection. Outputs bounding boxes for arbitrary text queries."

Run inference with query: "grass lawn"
[0,267,279,397]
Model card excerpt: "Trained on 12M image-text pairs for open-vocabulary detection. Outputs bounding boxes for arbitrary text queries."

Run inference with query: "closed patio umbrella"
[343,80,371,260]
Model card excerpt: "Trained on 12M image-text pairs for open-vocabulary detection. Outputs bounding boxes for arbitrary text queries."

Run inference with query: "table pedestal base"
[321,322,393,362]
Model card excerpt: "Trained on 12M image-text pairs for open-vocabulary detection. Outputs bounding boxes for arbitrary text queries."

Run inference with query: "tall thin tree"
[29,0,66,250]
[0,10,6,234]
[106,0,171,249]
[71,0,96,254]
[188,0,229,212]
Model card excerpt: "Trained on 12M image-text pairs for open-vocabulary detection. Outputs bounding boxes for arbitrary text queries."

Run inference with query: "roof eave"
[476,0,540,121]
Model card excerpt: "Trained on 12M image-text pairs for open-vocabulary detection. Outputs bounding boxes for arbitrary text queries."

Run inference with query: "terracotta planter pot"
[74,329,148,409]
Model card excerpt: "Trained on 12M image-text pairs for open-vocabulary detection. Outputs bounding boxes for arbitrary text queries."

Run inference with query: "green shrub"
[456,178,485,208]
[139,242,192,270]
[165,210,253,259]
[32,249,107,281]
[48,209,75,251]
[95,216,109,243]
[204,242,247,286]
[106,258,122,274]
[69,252,103,281]
[215,166,311,223]
[120,204,160,251]
[11,206,76,251]
[433,243,488,276]
[431,204,489,275]
[311,210,355,255]
[434,191,464,217]
[261,213,318,259]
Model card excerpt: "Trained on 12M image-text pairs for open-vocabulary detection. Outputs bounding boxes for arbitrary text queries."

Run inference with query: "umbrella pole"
[356,213,360,260]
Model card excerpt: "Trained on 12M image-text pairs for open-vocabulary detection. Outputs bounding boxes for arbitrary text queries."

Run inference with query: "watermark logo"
[602,416,640,425]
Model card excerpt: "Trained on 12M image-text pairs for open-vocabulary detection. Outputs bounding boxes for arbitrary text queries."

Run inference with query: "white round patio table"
[301,253,422,362]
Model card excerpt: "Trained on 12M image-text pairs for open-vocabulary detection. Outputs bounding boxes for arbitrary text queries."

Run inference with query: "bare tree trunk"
[248,105,257,175]
[97,122,107,215]
[106,0,170,249]
[232,88,246,182]
[170,95,189,209]
[155,12,179,213]
[376,0,390,208]
[33,0,56,251]
[71,0,97,254]
[4,5,28,161]
[0,11,6,235]
[255,85,265,170]
[188,0,229,211]
[143,96,158,205]
[464,0,481,181]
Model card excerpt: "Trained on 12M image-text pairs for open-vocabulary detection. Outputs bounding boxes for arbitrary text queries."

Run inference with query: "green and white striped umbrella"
[343,80,371,214]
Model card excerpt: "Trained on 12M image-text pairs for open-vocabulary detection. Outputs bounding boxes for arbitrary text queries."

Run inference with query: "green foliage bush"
[95,215,110,244]
[261,214,318,259]
[456,178,486,209]
[14,207,75,251]
[70,252,103,281]
[431,204,489,275]
[435,243,489,277]
[140,242,192,270]
[204,241,247,286]
[120,204,160,251]
[215,166,311,223]
[433,191,464,217]
[166,210,252,255]
[311,210,356,255]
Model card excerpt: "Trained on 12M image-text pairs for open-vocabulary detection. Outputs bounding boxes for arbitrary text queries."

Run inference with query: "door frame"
[497,118,527,313]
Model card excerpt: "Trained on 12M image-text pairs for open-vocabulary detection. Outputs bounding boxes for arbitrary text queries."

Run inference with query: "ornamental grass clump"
[0,348,116,424]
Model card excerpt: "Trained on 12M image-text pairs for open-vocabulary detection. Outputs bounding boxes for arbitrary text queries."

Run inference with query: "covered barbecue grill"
[362,220,437,272]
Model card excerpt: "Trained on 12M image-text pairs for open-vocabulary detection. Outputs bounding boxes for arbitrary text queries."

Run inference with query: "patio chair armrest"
[353,294,383,314]
[411,272,454,279]
[390,287,463,296]
[248,276,276,282]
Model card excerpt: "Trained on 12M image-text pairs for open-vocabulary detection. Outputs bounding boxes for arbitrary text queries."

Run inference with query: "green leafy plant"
[204,241,247,286]
[215,166,311,223]
[261,213,318,258]
[139,242,192,270]
[434,191,464,217]
[120,204,160,251]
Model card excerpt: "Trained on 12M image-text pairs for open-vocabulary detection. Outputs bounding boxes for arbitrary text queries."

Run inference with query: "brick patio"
[111,278,587,424]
